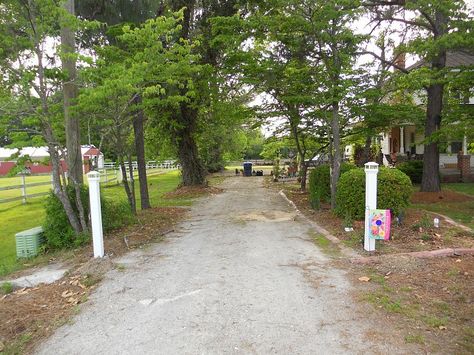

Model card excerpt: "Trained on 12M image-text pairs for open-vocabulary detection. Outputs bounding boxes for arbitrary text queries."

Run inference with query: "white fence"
[103,160,178,170]
[0,175,52,204]
[0,162,176,205]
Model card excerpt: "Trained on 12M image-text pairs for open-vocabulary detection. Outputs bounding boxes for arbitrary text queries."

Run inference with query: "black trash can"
[243,162,253,176]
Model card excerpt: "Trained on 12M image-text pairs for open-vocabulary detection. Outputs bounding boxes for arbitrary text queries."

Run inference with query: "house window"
[451,142,462,154]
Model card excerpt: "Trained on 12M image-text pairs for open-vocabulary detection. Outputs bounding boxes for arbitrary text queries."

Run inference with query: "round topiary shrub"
[335,167,412,220]
[308,162,357,208]
[396,160,423,184]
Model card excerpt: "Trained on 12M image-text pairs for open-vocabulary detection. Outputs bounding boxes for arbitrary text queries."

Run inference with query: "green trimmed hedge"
[309,163,357,209]
[397,160,423,184]
[335,167,412,220]
[43,186,134,249]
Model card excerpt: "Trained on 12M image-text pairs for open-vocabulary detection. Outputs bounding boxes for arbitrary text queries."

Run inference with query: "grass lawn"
[443,182,474,196]
[413,201,474,230]
[0,170,184,276]
[412,183,474,230]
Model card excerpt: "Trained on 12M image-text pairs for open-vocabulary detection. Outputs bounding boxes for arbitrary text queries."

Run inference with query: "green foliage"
[43,186,134,249]
[43,187,87,249]
[397,160,424,184]
[1,282,13,294]
[101,197,135,231]
[335,167,412,220]
[309,163,357,209]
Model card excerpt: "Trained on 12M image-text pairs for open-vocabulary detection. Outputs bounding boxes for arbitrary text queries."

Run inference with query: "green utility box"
[15,226,45,258]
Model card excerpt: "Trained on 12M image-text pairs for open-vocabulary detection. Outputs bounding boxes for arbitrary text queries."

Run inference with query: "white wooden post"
[364,162,379,252]
[117,166,123,184]
[87,171,104,258]
[21,174,27,204]
[463,135,468,155]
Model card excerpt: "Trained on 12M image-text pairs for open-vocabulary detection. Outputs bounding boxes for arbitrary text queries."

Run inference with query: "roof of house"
[81,145,102,157]
[0,147,49,159]
[407,50,474,70]
[0,145,102,160]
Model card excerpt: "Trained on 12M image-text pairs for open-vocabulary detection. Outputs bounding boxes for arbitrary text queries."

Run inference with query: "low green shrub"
[335,167,412,220]
[308,162,357,208]
[397,160,423,184]
[101,197,136,231]
[43,186,134,250]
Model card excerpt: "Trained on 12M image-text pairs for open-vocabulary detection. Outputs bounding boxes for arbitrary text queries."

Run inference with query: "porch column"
[463,135,468,155]
[400,127,404,154]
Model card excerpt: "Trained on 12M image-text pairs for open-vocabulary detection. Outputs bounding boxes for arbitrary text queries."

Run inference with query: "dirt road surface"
[36,177,415,354]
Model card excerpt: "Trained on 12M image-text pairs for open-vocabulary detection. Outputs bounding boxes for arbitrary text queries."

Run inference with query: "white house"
[380,51,474,169]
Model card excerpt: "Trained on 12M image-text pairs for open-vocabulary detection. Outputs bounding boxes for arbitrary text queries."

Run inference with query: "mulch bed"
[272,181,474,353]
[350,254,474,354]
[0,206,187,354]
[411,190,474,204]
[279,186,474,255]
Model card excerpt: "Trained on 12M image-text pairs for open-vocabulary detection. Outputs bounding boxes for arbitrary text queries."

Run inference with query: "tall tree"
[212,0,361,196]
[363,0,474,191]
[0,0,89,235]
[75,1,157,207]
[132,95,150,209]
[61,0,83,186]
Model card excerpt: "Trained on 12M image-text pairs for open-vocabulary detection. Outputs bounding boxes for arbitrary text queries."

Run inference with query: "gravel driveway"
[36,177,414,354]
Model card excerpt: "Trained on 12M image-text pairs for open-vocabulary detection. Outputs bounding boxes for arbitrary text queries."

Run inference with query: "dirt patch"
[411,190,474,204]
[0,206,187,354]
[163,185,223,199]
[237,210,296,222]
[350,254,474,354]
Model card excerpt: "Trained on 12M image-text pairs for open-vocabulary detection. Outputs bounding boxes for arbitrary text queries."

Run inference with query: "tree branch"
[357,50,409,73]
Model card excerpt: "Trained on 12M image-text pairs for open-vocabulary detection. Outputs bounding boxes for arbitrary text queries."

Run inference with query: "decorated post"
[364,162,378,251]
[87,171,104,258]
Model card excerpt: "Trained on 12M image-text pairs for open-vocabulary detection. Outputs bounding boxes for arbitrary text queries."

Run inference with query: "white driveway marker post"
[364,162,379,252]
[87,171,104,258]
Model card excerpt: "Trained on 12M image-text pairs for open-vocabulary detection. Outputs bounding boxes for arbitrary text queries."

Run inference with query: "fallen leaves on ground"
[0,206,186,354]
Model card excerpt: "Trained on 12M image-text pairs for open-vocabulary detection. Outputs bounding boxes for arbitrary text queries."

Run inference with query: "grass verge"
[0,170,185,277]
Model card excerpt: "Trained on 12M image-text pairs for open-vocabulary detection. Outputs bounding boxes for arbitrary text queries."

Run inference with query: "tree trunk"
[46,138,82,234]
[61,0,83,185]
[421,82,443,192]
[73,182,88,232]
[421,11,446,193]
[175,105,206,186]
[330,102,342,209]
[177,125,206,186]
[128,155,137,214]
[61,0,87,234]
[132,96,150,209]
[299,162,308,191]
[120,159,136,214]
[362,134,372,165]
